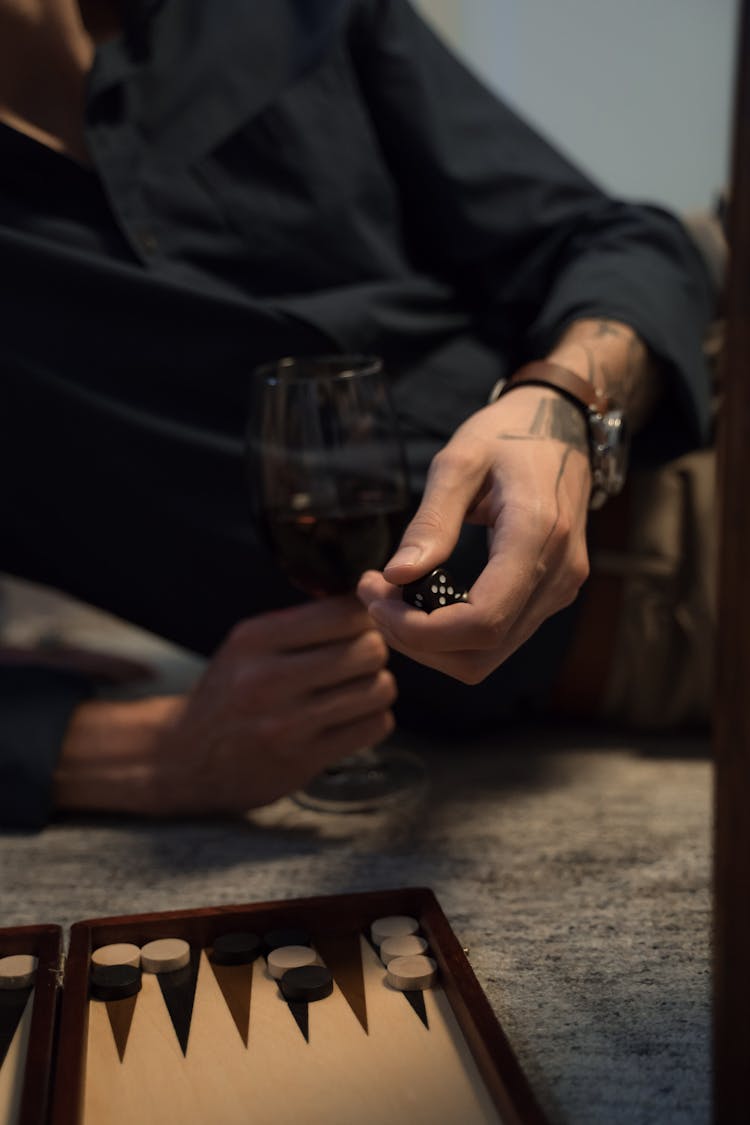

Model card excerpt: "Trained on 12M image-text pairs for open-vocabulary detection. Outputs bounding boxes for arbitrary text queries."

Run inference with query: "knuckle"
[224,617,261,650]
[556,581,579,610]
[407,504,447,537]
[571,552,590,587]
[536,505,570,547]
[431,445,476,480]
[366,709,396,740]
[359,629,389,667]
[380,710,396,737]
[551,511,572,543]
[375,669,398,706]
[454,657,493,686]
[558,561,589,608]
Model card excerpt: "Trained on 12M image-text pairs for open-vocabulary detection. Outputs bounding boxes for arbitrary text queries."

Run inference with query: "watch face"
[589,410,629,508]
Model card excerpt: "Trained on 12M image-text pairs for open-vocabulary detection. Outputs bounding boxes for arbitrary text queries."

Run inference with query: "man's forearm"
[544,318,664,431]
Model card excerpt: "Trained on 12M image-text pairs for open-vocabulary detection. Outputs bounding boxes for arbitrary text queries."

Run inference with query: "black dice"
[402,568,468,613]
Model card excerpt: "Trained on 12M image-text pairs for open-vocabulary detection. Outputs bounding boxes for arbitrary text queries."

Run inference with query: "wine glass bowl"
[249,355,411,597]
[246,354,426,812]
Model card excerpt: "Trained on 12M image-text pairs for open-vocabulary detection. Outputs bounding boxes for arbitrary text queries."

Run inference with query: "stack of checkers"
[88,928,335,1008]
[263,929,333,1003]
[89,937,205,1001]
[369,916,437,991]
[86,917,438,1056]
[88,921,438,1001]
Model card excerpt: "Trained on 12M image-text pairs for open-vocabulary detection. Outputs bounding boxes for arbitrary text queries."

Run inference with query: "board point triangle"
[155,947,201,1055]
[208,960,253,1046]
[286,999,309,1042]
[314,932,368,1034]
[403,989,429,1029]
[105,995,138,1062]
[0,987,31,1070]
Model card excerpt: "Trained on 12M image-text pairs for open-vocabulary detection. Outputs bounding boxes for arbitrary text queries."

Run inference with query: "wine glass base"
[292,748,428,814]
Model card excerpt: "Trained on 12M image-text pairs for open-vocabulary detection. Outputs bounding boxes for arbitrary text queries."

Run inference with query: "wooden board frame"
[51,887,548,1125]
[713,0,750,1120]
[0,925,62,1125]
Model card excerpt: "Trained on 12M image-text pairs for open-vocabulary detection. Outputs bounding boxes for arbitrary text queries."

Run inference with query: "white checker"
[266,945,317,980]
[370,915,420,946]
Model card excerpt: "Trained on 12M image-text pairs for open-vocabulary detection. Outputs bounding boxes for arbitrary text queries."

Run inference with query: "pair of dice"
[402,568,468,614]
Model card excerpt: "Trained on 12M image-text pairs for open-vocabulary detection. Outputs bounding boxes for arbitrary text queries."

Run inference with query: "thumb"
[384,456,482,584]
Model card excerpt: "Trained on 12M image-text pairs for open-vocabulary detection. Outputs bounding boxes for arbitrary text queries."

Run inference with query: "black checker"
[280,965,334,1002]
[264,928,312,952]
[90,963,142,1002]
[210,932,262,966]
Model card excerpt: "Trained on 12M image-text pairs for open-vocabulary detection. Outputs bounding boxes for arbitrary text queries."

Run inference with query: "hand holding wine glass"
[247,355,427,811]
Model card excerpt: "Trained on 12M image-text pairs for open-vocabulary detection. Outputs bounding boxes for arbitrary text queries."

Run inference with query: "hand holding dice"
[402,568,468,614]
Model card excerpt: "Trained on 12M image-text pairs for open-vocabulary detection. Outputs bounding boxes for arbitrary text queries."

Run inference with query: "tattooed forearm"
[544,317,663,431]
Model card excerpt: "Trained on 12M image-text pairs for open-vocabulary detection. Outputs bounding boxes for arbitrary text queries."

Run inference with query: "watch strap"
[498,361,612,416]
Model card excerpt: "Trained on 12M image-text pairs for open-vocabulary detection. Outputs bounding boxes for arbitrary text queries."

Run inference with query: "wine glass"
[246,354,427,812]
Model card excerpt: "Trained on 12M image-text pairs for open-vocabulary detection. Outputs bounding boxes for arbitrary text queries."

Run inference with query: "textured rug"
[0,725,711,1125]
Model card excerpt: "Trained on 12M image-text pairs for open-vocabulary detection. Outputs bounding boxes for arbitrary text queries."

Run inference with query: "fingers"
[223,595,373,656]
[370,553,586,685]
[249,710,397,803]
[239,665,396,758]
[383,446,486,585]
[199,704,397,815]
[359,504,589,685]
[167,661,397,814]
[149,598,400,816]
[222,627,391,711]
[293,629,390,691]
[306,710,396,771]
[307,668,397,729]
[361,507,555,657]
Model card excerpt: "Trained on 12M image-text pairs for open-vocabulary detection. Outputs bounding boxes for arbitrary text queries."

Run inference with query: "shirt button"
[136,229,159,256]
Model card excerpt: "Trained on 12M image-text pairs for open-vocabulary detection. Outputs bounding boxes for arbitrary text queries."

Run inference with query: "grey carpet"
[0,726,711,1125]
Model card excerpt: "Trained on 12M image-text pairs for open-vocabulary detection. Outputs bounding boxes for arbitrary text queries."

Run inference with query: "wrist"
[496,362,629,508]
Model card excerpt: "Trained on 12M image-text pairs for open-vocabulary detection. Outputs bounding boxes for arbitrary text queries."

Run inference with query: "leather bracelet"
[495,361,612,417]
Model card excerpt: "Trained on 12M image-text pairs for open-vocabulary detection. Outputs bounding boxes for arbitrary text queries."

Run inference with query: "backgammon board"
[1,888,548,1125]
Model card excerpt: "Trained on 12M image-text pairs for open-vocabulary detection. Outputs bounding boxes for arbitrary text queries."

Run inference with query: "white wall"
[418,0,739,212]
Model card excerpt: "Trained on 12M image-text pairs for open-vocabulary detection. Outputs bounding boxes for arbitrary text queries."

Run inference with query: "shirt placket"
[84,40,162,268]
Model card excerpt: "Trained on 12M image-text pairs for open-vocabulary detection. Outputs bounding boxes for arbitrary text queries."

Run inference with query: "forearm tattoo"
[496,396,588,453]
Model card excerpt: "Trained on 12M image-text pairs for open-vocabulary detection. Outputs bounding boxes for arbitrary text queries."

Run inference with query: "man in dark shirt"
[0,0,714,825]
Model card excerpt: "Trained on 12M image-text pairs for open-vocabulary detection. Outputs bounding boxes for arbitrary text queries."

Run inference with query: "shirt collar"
[88,0,348,165]
[137,0,348,163]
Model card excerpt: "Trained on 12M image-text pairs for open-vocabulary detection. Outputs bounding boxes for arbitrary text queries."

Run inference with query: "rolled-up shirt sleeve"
[0,666,93,829]
[350,0,715,456]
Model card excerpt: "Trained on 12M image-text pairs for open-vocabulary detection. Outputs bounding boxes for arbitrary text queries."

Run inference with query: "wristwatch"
[494,361,629,509]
